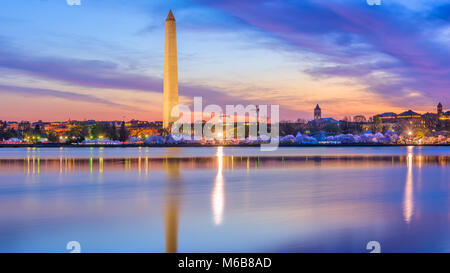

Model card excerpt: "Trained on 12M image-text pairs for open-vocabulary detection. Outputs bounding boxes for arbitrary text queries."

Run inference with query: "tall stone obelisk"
[163,10,179,128]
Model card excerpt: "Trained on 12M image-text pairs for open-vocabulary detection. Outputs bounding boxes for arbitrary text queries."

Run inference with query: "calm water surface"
[0,146,449,252]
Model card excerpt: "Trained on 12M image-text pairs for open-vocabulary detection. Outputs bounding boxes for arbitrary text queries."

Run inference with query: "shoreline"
[0,143,449,148]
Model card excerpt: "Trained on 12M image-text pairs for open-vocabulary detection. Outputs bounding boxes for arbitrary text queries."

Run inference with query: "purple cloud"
[0,42,290,114]
[196,0,450,106]
[0,84,134,110]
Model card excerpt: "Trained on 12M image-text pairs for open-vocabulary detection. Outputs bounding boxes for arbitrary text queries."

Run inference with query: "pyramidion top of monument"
[166,10,175,21]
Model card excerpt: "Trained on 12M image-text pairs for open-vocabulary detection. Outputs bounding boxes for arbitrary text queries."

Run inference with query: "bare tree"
[353,115,367,123]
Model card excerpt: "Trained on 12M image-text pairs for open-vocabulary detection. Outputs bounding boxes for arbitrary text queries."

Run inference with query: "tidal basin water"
[0,146,448,253]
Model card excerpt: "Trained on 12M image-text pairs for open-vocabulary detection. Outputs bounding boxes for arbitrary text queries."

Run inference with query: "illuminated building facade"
[314,104,321,120]
[375,103,450,123]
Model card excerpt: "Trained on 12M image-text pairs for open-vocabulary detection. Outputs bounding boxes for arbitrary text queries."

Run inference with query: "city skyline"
[0,0,449,122]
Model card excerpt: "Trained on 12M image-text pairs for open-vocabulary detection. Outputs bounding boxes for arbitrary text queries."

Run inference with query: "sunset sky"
[0,0,449,122]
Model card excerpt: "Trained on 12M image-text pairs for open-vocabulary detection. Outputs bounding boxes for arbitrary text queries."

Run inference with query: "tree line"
[0,122,130,143]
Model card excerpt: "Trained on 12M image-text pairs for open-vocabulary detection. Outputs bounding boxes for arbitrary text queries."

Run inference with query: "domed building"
[374,102,449,127]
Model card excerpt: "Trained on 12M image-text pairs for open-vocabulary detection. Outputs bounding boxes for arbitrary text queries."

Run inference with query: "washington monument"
[163,10,179,128]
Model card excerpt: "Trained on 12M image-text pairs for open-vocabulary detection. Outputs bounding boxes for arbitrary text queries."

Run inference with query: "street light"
[406,131,413,145]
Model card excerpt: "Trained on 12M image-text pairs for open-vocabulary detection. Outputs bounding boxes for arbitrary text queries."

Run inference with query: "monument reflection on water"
[0,146,449,252]
[164,157,180,253]
[164,146,225,252]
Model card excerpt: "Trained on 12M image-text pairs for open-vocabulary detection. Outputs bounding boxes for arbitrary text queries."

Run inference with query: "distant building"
[441,111,450,121]
[32,120,48,129]
[374,102,450,125]
[437,102,443,116]
[314,104,321,120]
[437,102,450,121]
[398,110,422,119]
[18,121,31,131]
[308,104,338,128]
[6,122,18,130]
[126,119,162,138]
[375,112,397,123]
[311,117,339,126]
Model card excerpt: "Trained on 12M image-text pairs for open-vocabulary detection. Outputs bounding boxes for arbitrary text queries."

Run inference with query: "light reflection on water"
[212,147,225,226]
[1,146,448,159]
[0,146,449,252]
[403,146,414,224]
